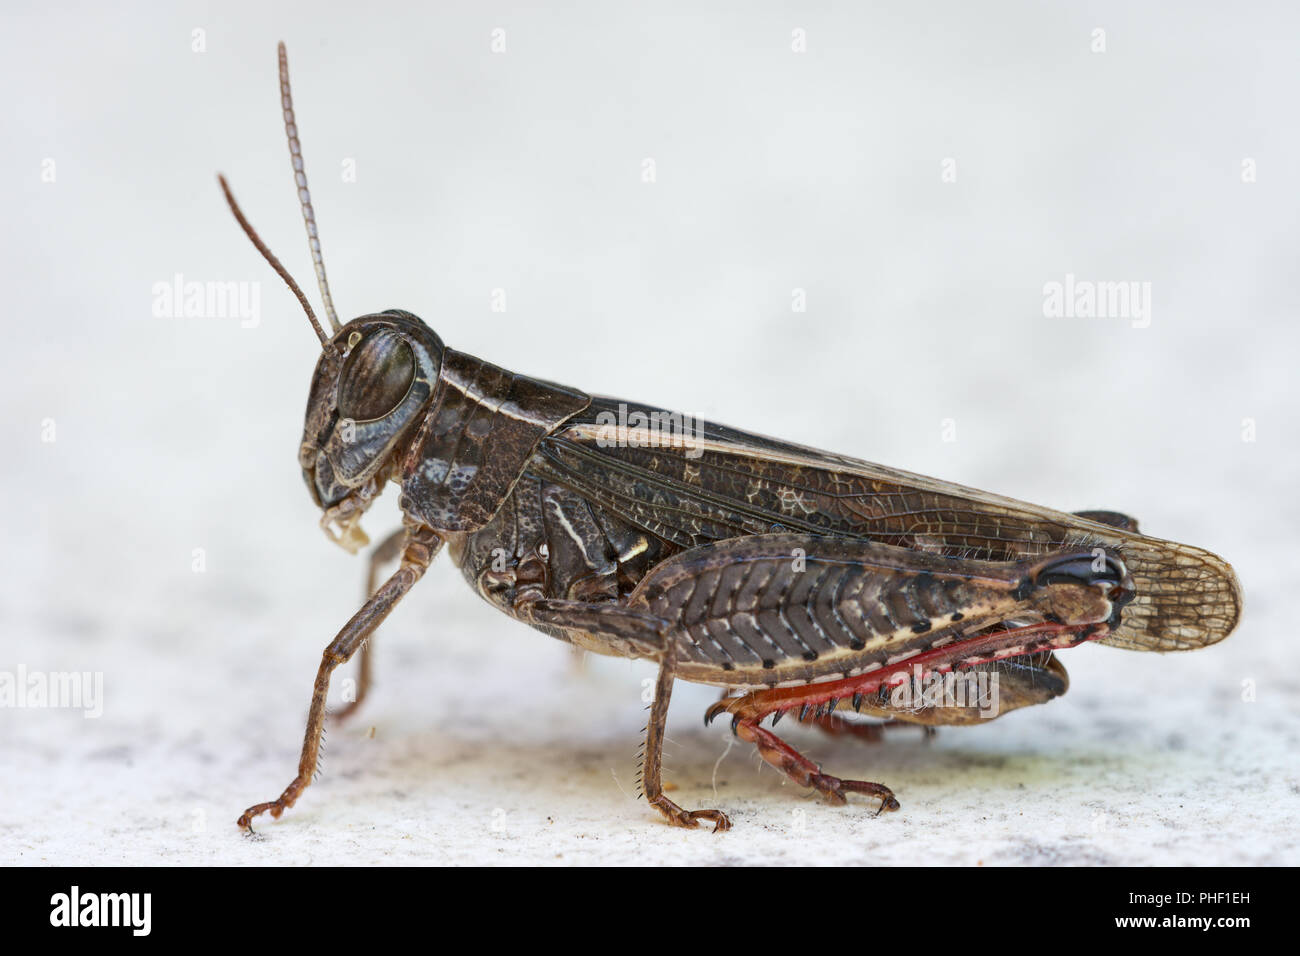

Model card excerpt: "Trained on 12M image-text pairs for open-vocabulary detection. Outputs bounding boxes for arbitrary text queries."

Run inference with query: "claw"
[650,797,732,833]
[703,698,732,726]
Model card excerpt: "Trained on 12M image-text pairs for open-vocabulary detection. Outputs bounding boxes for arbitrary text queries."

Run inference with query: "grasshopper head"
[216,170,446,553]
[217,51,450,554]
[298,310,445,552]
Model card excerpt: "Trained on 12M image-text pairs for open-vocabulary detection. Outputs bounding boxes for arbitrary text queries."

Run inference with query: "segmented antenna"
[217,174,338,356]
[279,41,342,334]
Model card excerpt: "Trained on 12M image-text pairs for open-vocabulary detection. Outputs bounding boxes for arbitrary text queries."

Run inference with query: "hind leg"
[804,712,936,743]
[733,717,899,812]
[721,689,932,742]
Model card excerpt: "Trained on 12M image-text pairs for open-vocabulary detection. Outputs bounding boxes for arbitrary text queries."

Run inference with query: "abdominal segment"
[626,533,1117,689]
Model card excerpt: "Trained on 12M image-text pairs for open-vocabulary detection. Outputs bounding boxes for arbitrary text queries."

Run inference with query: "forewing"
[529,397,1241,652]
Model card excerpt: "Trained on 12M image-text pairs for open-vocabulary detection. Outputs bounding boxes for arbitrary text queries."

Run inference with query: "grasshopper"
[221,44,1241,833]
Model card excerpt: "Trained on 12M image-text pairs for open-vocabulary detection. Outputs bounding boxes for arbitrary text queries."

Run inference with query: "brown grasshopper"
[220,44,1241,833]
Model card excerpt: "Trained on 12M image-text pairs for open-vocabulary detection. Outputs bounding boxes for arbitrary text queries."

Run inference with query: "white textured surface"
[3,1,1297,865]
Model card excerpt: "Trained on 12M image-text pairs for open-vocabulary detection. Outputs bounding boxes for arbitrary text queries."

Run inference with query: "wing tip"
[1102,542,1242,652]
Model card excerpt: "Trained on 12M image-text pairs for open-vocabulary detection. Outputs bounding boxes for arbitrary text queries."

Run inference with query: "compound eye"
[337,329,415,421]
[1037,553,1125,588]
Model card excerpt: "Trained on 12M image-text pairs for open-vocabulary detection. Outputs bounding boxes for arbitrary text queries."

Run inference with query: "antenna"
[279,41,342,334]
[218,173,338,356]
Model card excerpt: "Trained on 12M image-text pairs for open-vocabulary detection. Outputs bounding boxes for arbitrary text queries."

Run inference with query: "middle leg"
[516,596,731,831]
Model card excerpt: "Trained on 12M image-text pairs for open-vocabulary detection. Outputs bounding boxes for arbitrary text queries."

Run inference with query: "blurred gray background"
[3,1,1296,865]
